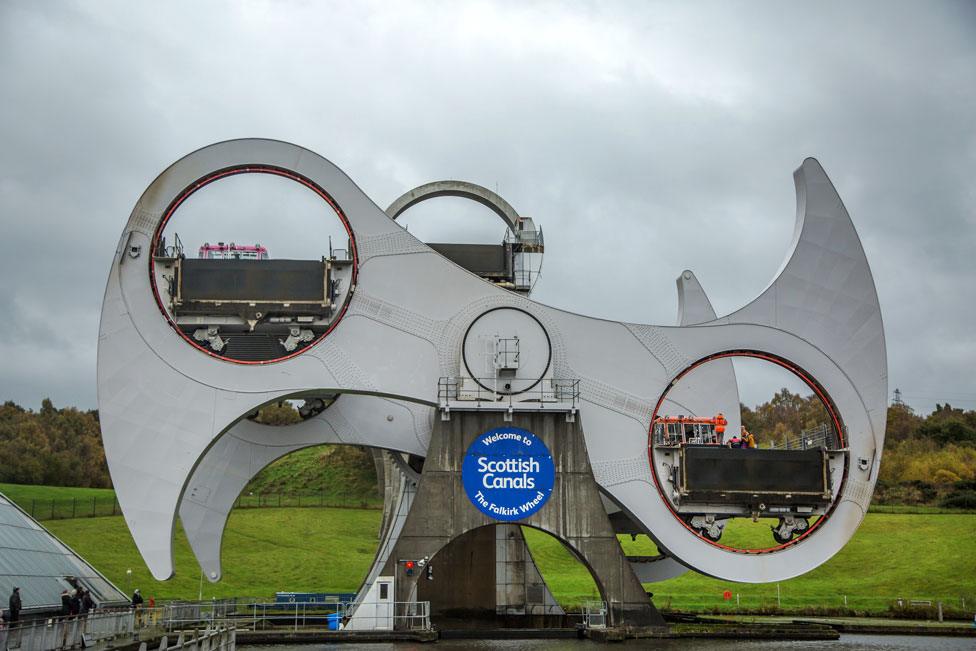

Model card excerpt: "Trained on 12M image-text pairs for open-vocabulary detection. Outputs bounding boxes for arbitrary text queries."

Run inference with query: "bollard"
[937,601,943,622]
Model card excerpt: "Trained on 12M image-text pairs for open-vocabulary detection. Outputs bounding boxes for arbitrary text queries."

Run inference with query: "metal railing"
[505,227,544,249]
[22,493,382,521]
[512,269,540,290]
[581,600,607,629]
[146,627,235,651]
[342,601,430,631]
[152,600,431,633]
[769,423,842,451]
[0,609,135,651]
[438,377,580,410]
[0,600,431,650]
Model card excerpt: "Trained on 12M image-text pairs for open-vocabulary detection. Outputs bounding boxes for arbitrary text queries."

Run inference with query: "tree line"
[741,390,976,507]
[0,399,111,487]
[1,394,974,507]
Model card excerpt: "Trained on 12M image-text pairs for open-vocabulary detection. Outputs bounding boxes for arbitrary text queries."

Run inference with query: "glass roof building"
[0,492,128,613]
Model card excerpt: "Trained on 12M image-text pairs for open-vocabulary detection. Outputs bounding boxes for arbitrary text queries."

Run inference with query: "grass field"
[242,446,380,505]
[0,482,116,503]
[41,505,976,614]
[525,513,976,612]
[46,508,383,601]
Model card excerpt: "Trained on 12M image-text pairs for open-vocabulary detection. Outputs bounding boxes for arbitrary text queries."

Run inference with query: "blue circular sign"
[462,426,555,521]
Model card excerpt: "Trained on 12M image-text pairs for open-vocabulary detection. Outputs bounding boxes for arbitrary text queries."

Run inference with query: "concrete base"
[384,410,664,629]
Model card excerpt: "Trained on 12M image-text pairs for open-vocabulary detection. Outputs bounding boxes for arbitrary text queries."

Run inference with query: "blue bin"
[326,611,341,631]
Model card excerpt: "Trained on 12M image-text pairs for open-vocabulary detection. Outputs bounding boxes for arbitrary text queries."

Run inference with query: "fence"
[141,628,235,651]
[158,599,431,632]
[437,377,581,408]
[581,600,607,629]
[0,600,430,650]
[24,493,382,521]
[0,608,135,651]
[653,591,976,619]
[19,491,973,522]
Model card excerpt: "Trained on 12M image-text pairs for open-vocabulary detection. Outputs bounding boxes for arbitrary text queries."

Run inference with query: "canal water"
[242,634,974,650]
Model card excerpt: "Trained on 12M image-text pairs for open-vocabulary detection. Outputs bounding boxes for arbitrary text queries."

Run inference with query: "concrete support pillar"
[494,524,562,616]
[384,410,663,630]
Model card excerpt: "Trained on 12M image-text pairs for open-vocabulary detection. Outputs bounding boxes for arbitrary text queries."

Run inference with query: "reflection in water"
[243,633,975,651]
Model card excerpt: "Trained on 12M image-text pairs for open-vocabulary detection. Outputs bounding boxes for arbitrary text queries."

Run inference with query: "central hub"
[461,307,552,395]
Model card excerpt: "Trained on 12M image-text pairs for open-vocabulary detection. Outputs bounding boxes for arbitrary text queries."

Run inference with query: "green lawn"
[242,445,381,506]
[0,482,119,519]
[525,513,976,613]
[43,506,976,615]
[0,482,116,503]
[47,508,383,601]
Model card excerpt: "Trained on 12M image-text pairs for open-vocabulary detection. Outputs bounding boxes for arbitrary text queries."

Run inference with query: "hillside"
[242,445,380,503]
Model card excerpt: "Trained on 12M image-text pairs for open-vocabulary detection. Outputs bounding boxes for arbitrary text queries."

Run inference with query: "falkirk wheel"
[97,139,887,629]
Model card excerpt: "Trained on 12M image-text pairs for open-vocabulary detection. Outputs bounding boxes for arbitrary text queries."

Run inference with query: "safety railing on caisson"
[0,609,137,651]
[768,423,845,451]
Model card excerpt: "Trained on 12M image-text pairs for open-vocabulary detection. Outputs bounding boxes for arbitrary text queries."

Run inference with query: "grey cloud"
[0,0,974,413]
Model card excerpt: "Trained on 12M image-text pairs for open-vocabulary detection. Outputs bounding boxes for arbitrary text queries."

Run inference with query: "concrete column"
[384,410,664,629]
[494,524,562,616]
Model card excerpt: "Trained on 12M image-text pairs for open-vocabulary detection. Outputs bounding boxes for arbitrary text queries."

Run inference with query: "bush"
[939,490,976,509]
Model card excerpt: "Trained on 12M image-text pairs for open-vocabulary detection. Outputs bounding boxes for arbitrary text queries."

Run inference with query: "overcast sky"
[1,1,974,415]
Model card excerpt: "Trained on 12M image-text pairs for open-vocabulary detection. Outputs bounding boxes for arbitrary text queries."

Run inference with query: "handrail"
[0,609,136,651]
[153,600,431,633]
[438,377,580,411]
[768,422,843,451]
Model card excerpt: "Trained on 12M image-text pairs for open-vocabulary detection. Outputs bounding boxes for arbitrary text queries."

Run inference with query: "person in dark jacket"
[7,587,21,626]
[60,590,71,616]
[81,590,95,615]
[68,590,81,617]
[131,589,144,609]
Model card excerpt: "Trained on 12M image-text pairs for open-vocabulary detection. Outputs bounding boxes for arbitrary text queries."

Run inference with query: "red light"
[405,561,415,569]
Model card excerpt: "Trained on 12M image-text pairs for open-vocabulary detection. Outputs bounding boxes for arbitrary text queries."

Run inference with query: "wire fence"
[653,591,976,619]
[24,493,382,521]
[20,493,974,521]
[161,595,976,624]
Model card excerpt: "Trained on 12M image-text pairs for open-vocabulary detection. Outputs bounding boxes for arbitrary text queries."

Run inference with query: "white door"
[375,577,393,630]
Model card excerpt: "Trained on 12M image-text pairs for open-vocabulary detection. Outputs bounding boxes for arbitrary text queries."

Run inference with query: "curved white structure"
[386,180,523,232]
[98,140,886,584]
[175,184,732,587]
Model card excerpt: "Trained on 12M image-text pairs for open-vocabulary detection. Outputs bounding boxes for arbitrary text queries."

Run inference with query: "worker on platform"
[726,434,741,448]
[741,427,757,449]
[715,412,727,443]
[6,587,21,627]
